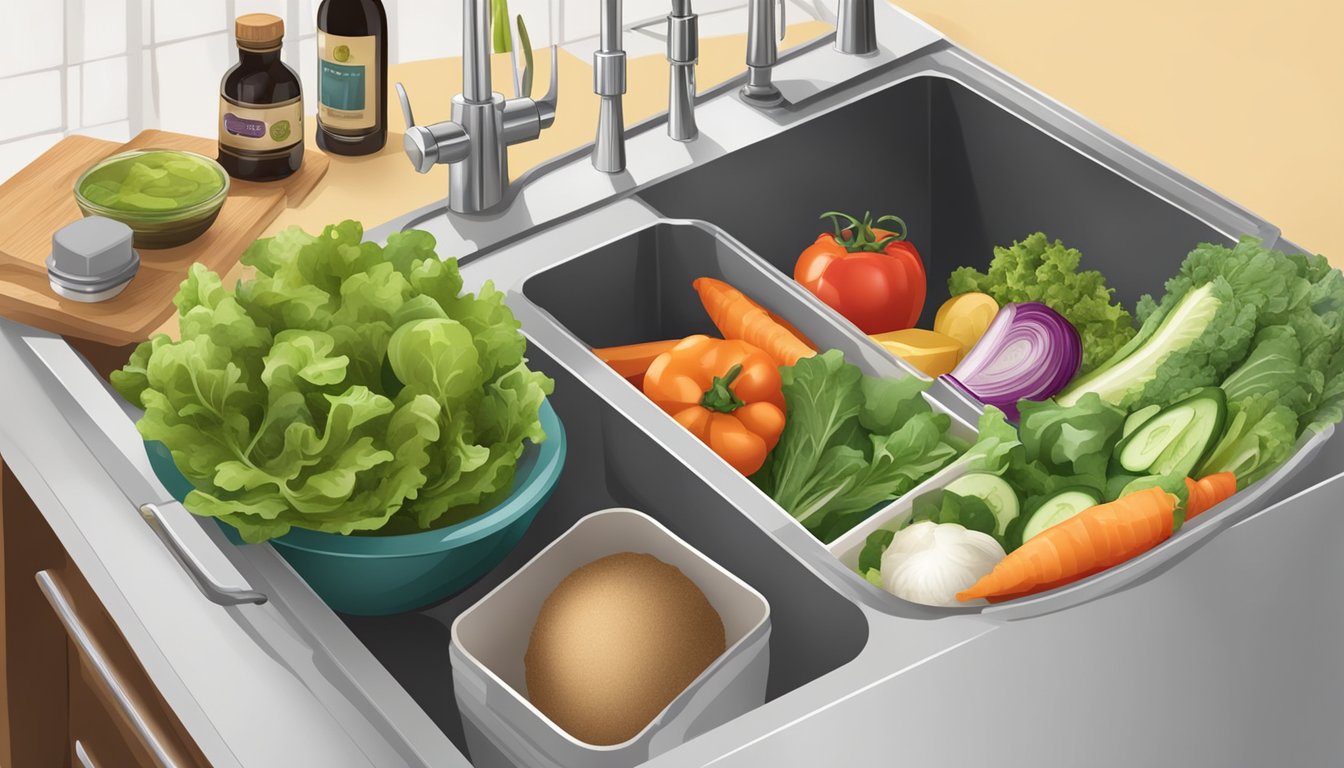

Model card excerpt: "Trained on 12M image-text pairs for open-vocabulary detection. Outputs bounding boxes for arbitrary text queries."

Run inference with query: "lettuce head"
[112,221,553,543]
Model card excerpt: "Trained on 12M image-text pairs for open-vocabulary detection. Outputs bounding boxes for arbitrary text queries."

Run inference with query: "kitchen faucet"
[592,0,700,173]
[394,0,559,214]
[740,0,786,107]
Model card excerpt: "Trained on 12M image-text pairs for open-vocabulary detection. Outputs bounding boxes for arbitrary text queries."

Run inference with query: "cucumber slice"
[1113,387,1227,476]
[944,473,1019,537]
[1017,487,1101,547]
[1151,389,1227,475]
[1122,404,1162,439]
[1116,408,1194,472]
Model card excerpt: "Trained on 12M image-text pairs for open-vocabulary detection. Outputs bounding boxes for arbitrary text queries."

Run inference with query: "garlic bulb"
[880,521,1005,607]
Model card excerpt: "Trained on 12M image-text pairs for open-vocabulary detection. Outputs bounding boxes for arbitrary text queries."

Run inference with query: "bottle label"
[219,96,304,152]
[318,31,378,132]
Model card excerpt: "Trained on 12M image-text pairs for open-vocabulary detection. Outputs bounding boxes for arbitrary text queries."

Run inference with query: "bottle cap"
[47,216,140,303]
[236,13,285,48]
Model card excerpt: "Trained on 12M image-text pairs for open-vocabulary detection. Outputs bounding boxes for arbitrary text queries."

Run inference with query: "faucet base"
[449,93,509,215]
[740,82,784,108]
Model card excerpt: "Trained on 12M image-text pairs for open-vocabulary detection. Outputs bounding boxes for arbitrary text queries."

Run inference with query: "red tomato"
[794,212,927,334]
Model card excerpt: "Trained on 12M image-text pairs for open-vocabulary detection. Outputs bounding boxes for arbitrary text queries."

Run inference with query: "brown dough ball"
[524,552,727,746]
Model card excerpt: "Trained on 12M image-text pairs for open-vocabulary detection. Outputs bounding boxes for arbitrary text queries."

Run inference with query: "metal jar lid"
[46,216,141,303]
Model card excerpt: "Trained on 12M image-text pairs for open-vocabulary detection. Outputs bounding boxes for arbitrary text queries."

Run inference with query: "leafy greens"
[752,350,1018,543]
[112,221,554,543]
[1061,237,1344,419]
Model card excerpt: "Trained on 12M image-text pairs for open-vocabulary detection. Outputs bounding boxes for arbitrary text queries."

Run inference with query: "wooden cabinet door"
[69,646,159,768]
[38,565,213,768]
[1,453,212,768]
[0,458,71,767]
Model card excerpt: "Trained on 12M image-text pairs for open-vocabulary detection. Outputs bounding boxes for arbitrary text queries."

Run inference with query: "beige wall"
[896,0,1344,263]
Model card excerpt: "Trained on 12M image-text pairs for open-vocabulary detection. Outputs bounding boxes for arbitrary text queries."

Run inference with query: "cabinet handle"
[36,570,181,768]
[139,503,267,606]
[75,740,100,768]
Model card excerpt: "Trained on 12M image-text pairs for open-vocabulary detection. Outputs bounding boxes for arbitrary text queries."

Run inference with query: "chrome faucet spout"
[395,0,561,214]
[462,0,492,101]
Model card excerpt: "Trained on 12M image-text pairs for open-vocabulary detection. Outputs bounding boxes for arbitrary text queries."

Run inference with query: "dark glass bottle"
[218,14,304,181]
[316,0,388,156]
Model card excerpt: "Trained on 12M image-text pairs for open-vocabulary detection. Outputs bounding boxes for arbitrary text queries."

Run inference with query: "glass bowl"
[73,149,230,250]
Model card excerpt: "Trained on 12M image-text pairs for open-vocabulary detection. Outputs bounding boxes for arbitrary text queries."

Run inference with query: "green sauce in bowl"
[74,149,230,249]
[78,151,226,213]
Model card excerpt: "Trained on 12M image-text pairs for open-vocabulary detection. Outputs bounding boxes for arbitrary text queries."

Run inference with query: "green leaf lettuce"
[111,222,553,543]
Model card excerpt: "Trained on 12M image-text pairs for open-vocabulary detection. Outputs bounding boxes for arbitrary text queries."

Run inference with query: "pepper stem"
[818,210,909,252]
[700,364,746,413]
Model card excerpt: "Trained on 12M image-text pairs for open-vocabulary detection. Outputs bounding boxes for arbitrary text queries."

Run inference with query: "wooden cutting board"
[0,129,329,346]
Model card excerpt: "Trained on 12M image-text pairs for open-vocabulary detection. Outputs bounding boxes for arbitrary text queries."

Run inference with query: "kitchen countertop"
[258,0,1341,265]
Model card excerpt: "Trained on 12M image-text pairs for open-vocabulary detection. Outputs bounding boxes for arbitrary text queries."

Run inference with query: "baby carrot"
[956,487,1177,602]
[693,278,815,367]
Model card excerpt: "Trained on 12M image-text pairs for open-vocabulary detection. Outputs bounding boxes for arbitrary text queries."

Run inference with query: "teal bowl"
[146,400,566,616]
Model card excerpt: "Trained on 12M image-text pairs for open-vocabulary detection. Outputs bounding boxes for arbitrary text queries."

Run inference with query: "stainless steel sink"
[2,4,1342,767]
[637,72,1241,319]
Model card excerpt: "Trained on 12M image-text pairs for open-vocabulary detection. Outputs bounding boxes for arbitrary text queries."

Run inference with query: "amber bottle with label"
[316,0,388,156]
[218,14,304,181]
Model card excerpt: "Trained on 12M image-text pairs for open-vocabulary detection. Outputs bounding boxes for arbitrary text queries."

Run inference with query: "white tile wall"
[235,0,290,17]
[153,0,228,43]
[82,0,131,60]
[154,32,232,138]
[0,1,63,78]
[0,70,64,142]
[66,65,83,127]
[82,56,130,125]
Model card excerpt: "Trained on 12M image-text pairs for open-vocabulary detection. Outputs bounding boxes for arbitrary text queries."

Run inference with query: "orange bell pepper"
[642,335,786,476]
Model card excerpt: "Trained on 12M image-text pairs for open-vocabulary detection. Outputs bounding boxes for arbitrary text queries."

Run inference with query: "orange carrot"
[956,487,1177,602]
[1184,472,1237,520]
[693,278,815,367]
[1184,477,1207,519]
[593,340,682,380]
[723,283,817,349]
[765,309,818,352]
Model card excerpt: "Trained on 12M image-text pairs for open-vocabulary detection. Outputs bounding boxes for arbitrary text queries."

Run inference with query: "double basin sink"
[9,14,1342,767]
[336,29,1342,766]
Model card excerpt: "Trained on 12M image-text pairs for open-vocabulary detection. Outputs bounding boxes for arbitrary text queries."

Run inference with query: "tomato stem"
[700,364,746,413]
[819,210,909,252]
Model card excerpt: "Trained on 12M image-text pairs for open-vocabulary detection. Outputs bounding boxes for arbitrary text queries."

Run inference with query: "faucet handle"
[395,82,471,174]
[537,38,559,127]
[395,81,417,130]
[509,16,529,99]
[777,0,786,41]
[509,15,558,127]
